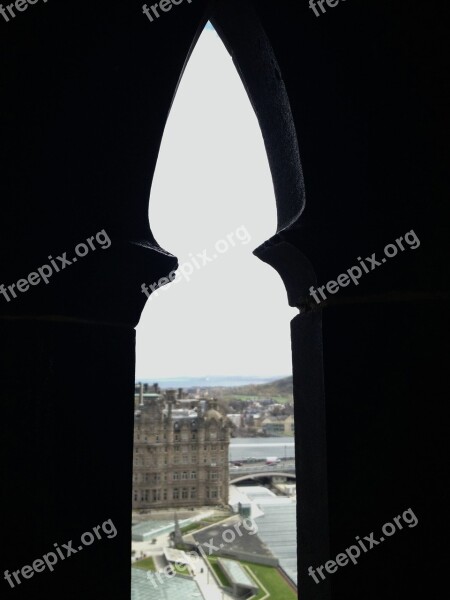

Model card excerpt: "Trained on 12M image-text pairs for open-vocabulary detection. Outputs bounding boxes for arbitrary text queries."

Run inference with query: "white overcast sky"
[135,24,297,379]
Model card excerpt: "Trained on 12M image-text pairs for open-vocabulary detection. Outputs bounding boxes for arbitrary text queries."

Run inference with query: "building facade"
[262,415,295,436]
[133,387,231,509]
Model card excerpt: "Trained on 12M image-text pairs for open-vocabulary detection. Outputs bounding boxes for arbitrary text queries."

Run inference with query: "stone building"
[133,387,231,509]
[262,415,295,436]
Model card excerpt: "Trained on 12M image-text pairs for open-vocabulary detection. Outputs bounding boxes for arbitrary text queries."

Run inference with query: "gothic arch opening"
[137,22,296,382]
[133,17,304,598]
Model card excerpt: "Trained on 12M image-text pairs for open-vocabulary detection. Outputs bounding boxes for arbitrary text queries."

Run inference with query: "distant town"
[135,376,294,438]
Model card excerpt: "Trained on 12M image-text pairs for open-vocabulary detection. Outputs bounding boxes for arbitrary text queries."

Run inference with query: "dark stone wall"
[1,1,447,598]
[0,319,136,598]
[250,2,448,598]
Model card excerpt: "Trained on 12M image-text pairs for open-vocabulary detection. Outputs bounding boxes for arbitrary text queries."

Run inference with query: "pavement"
[131,510,236,600]
[186,557,234,600]
[131,508,218,561]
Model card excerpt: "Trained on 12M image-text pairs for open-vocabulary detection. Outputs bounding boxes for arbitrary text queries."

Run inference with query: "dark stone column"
[0,2,208,598]
[0,318,135,598]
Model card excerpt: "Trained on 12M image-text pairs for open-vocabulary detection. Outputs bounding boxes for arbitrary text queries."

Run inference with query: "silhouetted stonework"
[0,1,447,599]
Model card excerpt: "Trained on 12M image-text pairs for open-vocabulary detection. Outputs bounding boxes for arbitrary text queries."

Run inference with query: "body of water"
[136,375,287,389]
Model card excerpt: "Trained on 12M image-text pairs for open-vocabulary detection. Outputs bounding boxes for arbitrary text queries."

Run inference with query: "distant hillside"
[207,376,293,401]
[138,376,279,389]
[228,376,293,397]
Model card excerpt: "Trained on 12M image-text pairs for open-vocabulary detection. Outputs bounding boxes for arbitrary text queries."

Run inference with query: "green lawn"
[133,557,156,571]
[180,522,204,535]
[242,561,297,600]
[204,514,230,523]
[231,395,293,405]
[207,558,231,587]
[207,557,296,599]
[172,562,190,576]
[180,515,230,535]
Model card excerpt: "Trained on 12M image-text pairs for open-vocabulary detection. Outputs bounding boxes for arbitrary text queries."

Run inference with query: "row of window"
[173,471,197,480]
[172,444,226,452]
[135,431,228,442]
[133,456,225,467]
[133,487,221,502]
[133,471,220,483]
[135,444,226,454]
[134,472,213,482]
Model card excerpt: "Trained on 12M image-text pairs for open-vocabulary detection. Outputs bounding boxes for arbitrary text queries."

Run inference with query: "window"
[173,488,179,500]
[173,472,180,480]
[133,18,297,556]
[190,488,196,499]
[181,488,188,499]
[190,471,196,479]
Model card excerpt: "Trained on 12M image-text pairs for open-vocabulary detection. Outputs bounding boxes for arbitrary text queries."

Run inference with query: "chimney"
[166,389,176,418]
[166,389,176,402]
[139,382,144,406]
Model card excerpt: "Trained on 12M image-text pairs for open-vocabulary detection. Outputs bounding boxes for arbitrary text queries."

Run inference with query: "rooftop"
[217,558,258,589]
[131,568,201,600]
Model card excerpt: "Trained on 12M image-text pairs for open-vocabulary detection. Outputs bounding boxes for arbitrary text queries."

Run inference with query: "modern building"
[133,386,231,509]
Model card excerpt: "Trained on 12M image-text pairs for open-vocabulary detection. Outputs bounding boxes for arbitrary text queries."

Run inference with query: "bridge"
[229,461,296,484]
